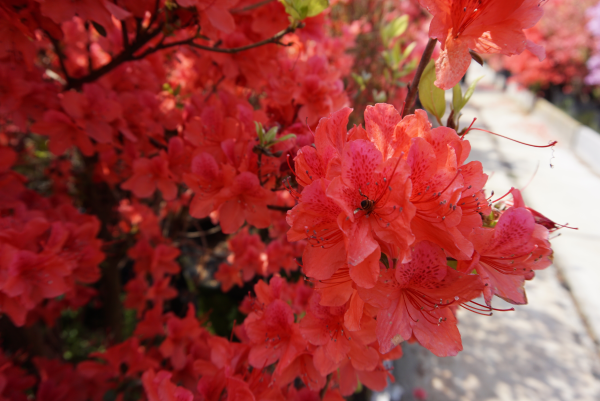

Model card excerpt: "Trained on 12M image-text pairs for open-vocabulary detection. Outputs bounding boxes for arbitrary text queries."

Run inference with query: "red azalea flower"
[327,139,415,288]
[217,171,274,234]
[142,370,193,401]
[184,152,234,219]
[420,0,546,89]
[299,293,379,376]
[287,178,347,283]
[359,241,483,356]
[459,190,552,305]
[244,299,307,375]
[121,156,178,201]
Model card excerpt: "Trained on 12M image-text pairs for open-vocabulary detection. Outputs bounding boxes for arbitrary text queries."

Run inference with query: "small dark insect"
[358,188,375,213]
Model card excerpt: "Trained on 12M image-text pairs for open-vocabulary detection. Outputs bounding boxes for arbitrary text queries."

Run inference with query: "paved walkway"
[390,65,600,401]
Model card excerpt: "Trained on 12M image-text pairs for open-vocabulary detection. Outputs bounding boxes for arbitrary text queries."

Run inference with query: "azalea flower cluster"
[287,104,553,356]
[0,152,104,327]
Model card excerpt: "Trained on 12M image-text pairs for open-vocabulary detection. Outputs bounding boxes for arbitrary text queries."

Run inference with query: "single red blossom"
[217,171,274,234]
[124,274,150,317]
[252,276,312,315]
[215,263,243,293]
[142,370,194,401]
[332,359,391,397]
[359,241,483,356]
[420,0,546,89]
[90,338,158,378]
[327,139,415,287]
[0,350,36,401]
[407,134,472,260]
[297,56,348,126]
[244,299,307,375]
[0,5,37,69]
[128,239,180,280]
[227,227,268,282]
[413,387,429,400]
[0,63,32,117]
[45,218,104,284]
[293,107,353,186]
[184,152,233,219]
[160,305,206,371]
[266,237,302,275]
[134,303,166,339]
[121,156,178,201]
[276,353,326,391]
[510,188,573,232]
[59,85,121,145]
[34,357,88,401]
[30,110,95,156]
[147,276,178,305]
[459,190,552,305]
[299,293,379,376]
[0,243,72,325]
[286,178,347,283]
[176,0,237,35]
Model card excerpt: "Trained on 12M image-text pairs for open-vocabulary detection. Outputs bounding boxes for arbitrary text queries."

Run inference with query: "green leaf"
[462,75,484,107]
[452,83,463,114]
[255,121,264,143]
[381,15,408,46]
[264,126,279,143]
[275,133,296,143]
[402,41,417,60]
[372,89,387,103]
[91,20,107,37]
[279,0,329,21]
[173,84,181,97]
[418,60,445,122]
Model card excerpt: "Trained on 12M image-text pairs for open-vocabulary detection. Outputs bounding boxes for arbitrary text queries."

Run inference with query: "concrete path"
[389,64,600,401]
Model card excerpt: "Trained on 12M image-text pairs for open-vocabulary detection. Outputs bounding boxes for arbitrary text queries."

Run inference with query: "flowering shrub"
[0,0,563,400]
[499,0,596,91]
[586,1,600,85]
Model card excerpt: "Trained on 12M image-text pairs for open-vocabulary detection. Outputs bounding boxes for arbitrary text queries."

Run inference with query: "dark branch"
[65,24,164,90]
[267,205,292,212]
[230,0,275,14]
[402,38,437,118]
[136,24,300,60]
[45,30,73,87]
[121,20,129,49]
[63,22,301,90]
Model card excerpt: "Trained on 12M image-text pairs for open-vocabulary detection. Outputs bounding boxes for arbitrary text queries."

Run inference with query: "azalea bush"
[0,0,564,400]
[498,0,596,93]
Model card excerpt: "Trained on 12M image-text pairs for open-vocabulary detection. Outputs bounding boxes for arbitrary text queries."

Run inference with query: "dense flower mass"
[0,0,561,400]
[500,0,596,90]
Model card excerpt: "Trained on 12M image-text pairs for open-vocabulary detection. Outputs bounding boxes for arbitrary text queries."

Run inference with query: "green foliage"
[382,41,416,71]
[380,15,408,47]
[279,0,329,21]
[450,76,483,128]
[418,60,446,123]
[255,122,295,150]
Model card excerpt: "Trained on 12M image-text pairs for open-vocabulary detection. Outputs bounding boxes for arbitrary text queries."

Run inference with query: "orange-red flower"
[459,189,552,305]
[421,0,546,89]
[359,241,483,356]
